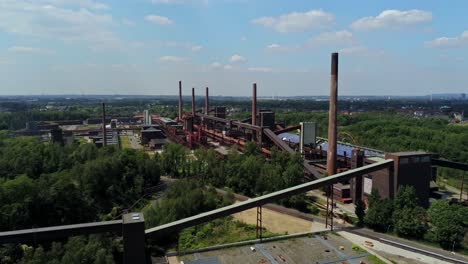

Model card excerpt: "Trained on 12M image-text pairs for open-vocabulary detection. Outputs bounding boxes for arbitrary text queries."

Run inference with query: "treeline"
[357,186,468,249]
[154,142,310,211]
[277,112,468,163]
[0,133,161,263]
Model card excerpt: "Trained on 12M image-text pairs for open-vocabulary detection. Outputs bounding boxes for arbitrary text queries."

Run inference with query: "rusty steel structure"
[2,52,468,263]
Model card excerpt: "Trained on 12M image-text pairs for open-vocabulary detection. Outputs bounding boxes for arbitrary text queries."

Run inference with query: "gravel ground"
[178,235,371,264]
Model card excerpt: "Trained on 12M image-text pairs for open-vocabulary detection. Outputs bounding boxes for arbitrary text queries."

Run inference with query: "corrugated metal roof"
[277,133,384,158]
[319,142,383,158]
[278,132,299,143]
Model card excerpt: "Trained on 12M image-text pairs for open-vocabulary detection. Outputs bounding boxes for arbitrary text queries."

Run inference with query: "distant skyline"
[0,0,467,96]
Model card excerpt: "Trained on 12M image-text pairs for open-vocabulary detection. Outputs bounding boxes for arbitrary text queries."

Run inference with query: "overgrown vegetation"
[178,217,279,250]
[157,142,311,212]
[0,133,161,263]
[360,186,468,250]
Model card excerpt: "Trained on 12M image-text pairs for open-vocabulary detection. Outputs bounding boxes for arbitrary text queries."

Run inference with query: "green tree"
[364,189,394,232]
[428,200,468,249]
[355,199,366,227]
[393,186,427,238]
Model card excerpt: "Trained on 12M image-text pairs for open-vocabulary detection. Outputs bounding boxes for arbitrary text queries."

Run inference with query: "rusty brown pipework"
[252,83,257,126]
[102,102,107,146]
[205,87,209,115]
[192,87,195,116]
[327,52,338,176]
[178,81,182,121]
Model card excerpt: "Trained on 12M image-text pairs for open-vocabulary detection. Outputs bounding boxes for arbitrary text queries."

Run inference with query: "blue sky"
[0,0,467,96]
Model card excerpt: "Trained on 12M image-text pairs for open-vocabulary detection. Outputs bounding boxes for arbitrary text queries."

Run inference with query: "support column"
[350,149,365,202]
[122,213,146,264]
[256,206,262,242]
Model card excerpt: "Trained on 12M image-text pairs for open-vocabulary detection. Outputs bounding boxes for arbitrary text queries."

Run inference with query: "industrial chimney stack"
[252,83,257,126]
[178,81,183,121]
[205,87,209,115]
[191,87,195,116]
[327,53,339,176]
[102,102,107,146]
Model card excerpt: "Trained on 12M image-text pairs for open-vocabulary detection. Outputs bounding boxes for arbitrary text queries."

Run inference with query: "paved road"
[348,228,468,264]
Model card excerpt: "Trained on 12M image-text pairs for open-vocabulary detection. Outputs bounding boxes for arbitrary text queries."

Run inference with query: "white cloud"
[130,41,145,48]
[351,9,432,31]
[8,46,52,54]
[191,45,203,52]
[44,0,109,10]
[267,44,281,49]
[149,0,208,4]
[223,64,233,70]
[425,30,468,48]
[122,18,135,26]
[145,15,173,25]
[240,36,247,41]
[252,9,334,33]
[0,0,120,50]
[306,30,354,46]
[266,30,353,53]
[150,0,185,3]
[339,46,385,57]
[211,62,222,68]
[159,56,187,63]
[248,67,274,73]
[0,59,11,65]
[265,43,298,52]
[230,54,246,63]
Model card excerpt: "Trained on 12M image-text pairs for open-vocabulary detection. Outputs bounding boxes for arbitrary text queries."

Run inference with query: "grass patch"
[351,244,367,254]
[178,216,279,250]
[119,135,131,149]
[365,255,387,264]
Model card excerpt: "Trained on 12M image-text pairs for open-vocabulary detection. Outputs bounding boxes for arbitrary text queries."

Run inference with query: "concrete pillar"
[122,213,146,264]
[327,53,338,176]
[350,149,365,202]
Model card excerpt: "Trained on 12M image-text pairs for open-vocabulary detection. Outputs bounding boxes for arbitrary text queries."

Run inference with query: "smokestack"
[102,102,107,146]
[327,53,338,176]
[192,87,195,116]
[178,81,183,121]
[252,83,257,126]
[205,87,209,115]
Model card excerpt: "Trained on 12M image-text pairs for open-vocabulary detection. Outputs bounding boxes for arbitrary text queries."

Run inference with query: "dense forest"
[0,133,160,263]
